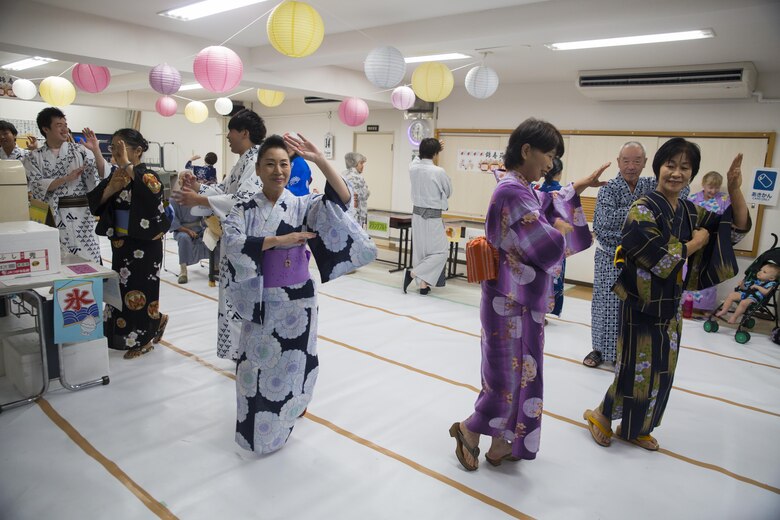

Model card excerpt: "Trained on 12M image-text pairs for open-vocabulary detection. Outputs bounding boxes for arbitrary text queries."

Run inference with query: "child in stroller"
[704,233,780,343]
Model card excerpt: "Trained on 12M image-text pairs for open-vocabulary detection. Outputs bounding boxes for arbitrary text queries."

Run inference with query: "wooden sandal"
[616,426,659,451]
[123,342,154,359]
[583,409,612,447]
[152,314,169,344]
[582,350,603,368]
[485,452,521,467]
[449,422,480,471]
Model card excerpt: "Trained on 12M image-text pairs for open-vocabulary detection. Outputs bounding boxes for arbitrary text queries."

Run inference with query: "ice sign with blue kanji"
[749,168,779,207]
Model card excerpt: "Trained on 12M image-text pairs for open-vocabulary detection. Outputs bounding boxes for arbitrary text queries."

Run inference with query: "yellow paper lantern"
[185,101,209,123]
[39,76,76,107]
[267,1,324,58]
[257,89,286,107]
[411,62,454,103]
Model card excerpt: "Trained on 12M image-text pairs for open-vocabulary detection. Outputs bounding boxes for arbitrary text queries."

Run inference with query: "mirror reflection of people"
[24,107,106,263]
[87,129,171,359]
[185,152,217,185]
[223,133,376,454]
[584,141,750,452]
[341,152,370,227]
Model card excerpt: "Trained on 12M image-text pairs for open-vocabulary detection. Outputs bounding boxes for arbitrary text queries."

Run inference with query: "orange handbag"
[466,236,499,283]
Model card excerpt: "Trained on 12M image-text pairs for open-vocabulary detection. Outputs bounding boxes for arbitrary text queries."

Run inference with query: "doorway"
[353,132,394,211]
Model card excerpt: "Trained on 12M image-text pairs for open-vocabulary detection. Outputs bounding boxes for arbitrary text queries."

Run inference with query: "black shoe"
[419,286,430,295]
[403,269,413,293]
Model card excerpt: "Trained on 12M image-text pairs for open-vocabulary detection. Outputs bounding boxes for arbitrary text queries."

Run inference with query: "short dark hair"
[652,137,701,181]
[228,109,266,145]
[543,157,564,184]
[112,128,149,153]
[0,120,18,136]
[36,107,66,135]
[418,138,442,159]
[257,134,287,163]
[504,118,563,171]
[204,152,217,165]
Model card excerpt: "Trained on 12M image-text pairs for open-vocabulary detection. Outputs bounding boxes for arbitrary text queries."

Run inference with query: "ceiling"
[1,0,779,109]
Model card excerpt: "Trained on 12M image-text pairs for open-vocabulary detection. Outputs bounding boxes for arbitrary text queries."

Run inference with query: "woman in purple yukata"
[449,119,609,471]
[223,134,376,454]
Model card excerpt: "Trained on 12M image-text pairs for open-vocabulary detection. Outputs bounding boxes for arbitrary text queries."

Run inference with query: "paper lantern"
[465,65,499,99]
[72,64,111,93]
[391,86,416,110]
[149,63,181,95]
[185,101,209,123]
[257,89,285,107]
[155,96,178,117]
[39,76,76,107]
[214,97,233,115]
[411,62,454,103]
[267,1,324,58]
[12,79,37,100]
[364,46,406,89]
[193,46,243,93]
[338,97,369,127]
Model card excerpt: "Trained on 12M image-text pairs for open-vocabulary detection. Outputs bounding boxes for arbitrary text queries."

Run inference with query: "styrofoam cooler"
[2,333,44,397]
[61,337,110,383]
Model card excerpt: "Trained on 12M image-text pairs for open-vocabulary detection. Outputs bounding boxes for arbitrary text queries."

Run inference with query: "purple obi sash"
[262,245,311,288]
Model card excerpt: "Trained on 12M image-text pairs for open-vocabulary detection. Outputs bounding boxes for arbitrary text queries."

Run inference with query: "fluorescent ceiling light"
[178,83,203,91]
[546,29,714,51]
[405,53,471,64]
[159,0,268,21]
[1,56,57,71]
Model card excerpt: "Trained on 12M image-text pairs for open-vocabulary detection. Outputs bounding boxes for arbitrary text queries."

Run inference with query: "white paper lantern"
[214,97,233,116]
[391,86,416,110]
[12,79,37,100]
[465,65,499,99]
[364,46,406,89]
[185,101,209,123]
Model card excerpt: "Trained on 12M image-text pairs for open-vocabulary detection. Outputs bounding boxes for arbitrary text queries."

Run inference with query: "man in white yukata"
[0,120,35,160]
[172,109,264,360]
[23,108,105,263]
[404,138,452,295]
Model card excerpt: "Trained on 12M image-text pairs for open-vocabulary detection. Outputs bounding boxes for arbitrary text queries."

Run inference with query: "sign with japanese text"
[53,279,103,344]
[749,167,779,207]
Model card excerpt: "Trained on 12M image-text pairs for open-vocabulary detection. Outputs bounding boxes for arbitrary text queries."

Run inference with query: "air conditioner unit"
[576,62,757,101]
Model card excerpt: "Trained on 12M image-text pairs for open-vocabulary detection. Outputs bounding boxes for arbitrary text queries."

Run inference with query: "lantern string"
[57,64,77,77]
[219,6,277,47]
[368,61,478,96]
[201,87,255,103]
[309,1,378,44]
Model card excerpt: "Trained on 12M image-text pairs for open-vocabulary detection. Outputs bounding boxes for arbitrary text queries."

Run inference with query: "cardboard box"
[0,221,61,279]
[2,333,44,397]
[61,337,109,383]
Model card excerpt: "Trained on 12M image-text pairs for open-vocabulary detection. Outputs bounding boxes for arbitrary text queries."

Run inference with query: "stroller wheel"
[743,317,756,329]
[703,320,719,333]
[735,331,751,344]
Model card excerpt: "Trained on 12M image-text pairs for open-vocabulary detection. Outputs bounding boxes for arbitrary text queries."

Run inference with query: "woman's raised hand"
[573,162,611,195]
[726,153,743,193]
[283,133,322,163]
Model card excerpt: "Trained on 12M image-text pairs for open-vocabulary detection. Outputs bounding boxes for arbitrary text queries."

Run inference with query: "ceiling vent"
[576,62,757,100]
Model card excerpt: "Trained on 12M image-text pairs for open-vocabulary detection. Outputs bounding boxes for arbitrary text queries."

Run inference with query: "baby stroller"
[703,233,779,344]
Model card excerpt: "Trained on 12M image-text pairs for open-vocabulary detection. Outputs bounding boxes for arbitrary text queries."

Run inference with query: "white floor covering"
[1,237,779,520]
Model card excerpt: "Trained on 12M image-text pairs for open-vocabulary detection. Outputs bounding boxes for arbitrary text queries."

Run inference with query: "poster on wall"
[749,167,779,207]
[324,132,334,160]
[457,149,504,173]
[53,278,103,344]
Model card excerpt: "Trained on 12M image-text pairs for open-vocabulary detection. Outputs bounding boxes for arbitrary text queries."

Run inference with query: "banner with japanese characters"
[53,278,103,344]
[749,167,779,207]
[457,149,504,173]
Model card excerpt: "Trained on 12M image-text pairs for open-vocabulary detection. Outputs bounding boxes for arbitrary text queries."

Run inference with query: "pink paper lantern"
[193,46,243,93]
[149,63,182,95]
[338,97,369,127]
[391,86,416,110]
[155,96,178,117]
[72,64,111,93]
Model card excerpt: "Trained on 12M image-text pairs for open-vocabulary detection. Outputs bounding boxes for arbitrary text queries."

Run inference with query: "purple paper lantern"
[193,46,243,93]
[149,63,182,95]
[391,86,416,110]
[72,64,111,93]
[338,97,369,127]
[155,96,178,117]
